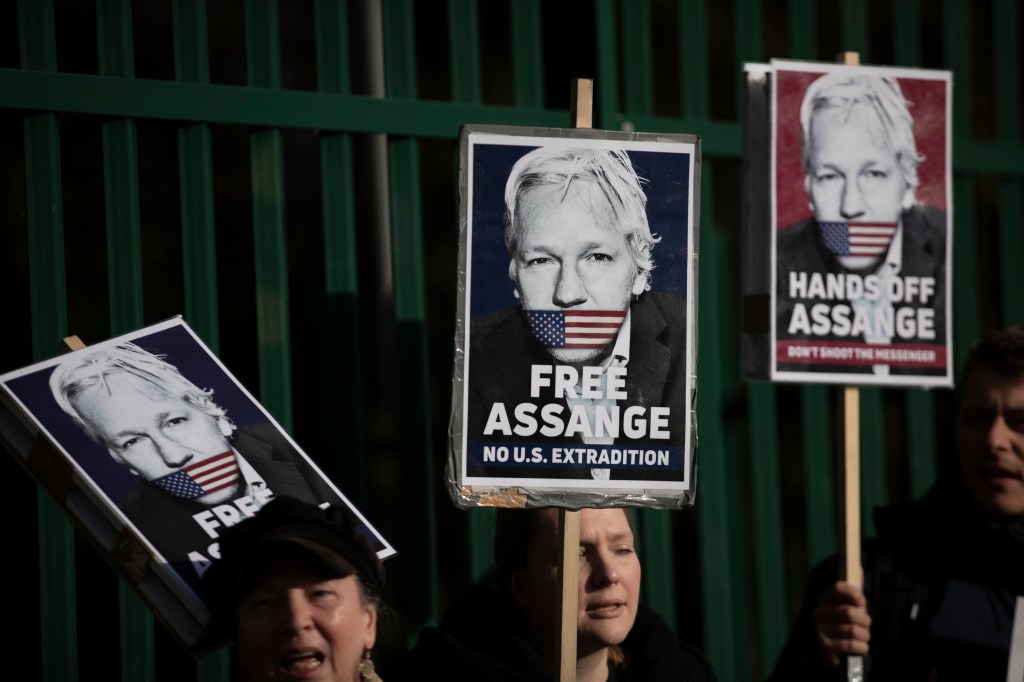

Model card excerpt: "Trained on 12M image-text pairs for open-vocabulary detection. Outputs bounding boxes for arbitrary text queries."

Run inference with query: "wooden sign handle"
[836,50,864,682]
[554,78,595,682]
[837,49,861,587]
[570,79,594,129]
[555,508,581,681]
[840,386,861,586]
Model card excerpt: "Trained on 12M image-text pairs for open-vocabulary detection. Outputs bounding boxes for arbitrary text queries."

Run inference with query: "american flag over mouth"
[819,221,898,257]
[152,450,240,500]
[526,310,627,349]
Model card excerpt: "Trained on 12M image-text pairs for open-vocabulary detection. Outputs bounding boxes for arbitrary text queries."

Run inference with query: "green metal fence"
[1,0,1021,680]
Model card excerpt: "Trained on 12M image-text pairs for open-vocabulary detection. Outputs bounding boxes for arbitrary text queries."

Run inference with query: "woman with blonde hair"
[400,507,715,681]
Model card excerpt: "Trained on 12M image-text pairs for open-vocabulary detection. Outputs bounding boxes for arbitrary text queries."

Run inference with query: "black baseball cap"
[202,496,385,629]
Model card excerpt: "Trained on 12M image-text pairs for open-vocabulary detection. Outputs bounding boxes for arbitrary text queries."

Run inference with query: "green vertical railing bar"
[318,135,368,495]
[801,385,835,565]
[24,111,78,682]
[696,162,736,681]
[448,0,481,104]
[858,388,885,538]
[839,0,868,55]
[182,254,228,666]
[733,0,764,119]
[445,0,491,579]
[383,0,417,100]
[469,507,496,582]
[178,125,220,348]
[97,3,155,674]
[510,0,543,109]
[116,584,153,681]
[787,0,817,60]
[249,130,292,430]
[892,0,921,67]
[893,0,937,507]
[620,0,653,115]
[616,0,677,629]
[466,0,545,574]
[245,0,282,89]
[951,177,977,371]
[314,0,367,503]
[681,0,750,672]
[787,0,834,572]
[389,137,439,629]
[994,0,1023,325]
[906,389,936,497]
[712,214,756,682]
[96,7,141,324]
[173,4,229,676]
[18,0,57,73]
[468,510,495,581]
[97,0,134,78]
[19,8,62,350]
[315,0,351,94]
[680,0,710,120]
[992,0,1021,145]
[996,186,1023,320]
[749,381,787,676]
[246,0,292,430]
[944,0,972,140]
[173,0,221,358]
[172,0,211,84]
[383,0,439,633]
[638,507,675,628]
[19,1,78,678]
[100,123,144,331]
[594,0,619,130]
[945,0,978,366]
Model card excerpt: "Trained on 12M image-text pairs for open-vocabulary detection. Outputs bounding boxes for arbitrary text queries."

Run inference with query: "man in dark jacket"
[769,326,1024,679]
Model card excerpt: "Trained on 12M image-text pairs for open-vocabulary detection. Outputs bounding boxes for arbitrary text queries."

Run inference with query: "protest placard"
[763,60,953,387]
[0,316,394,654]
[448,126,700,509]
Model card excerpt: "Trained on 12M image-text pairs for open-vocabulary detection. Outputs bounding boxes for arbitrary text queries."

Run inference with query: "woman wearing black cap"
[202,496,386,682]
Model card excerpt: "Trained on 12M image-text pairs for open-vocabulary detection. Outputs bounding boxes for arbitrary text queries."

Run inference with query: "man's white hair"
[800,72,924,205]
[503,146,661,291]
[49,342,234,446]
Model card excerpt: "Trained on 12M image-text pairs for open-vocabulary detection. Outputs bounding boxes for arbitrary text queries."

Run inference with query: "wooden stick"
[836,55,859,578]
[61,335,86,352]
[837,49,863,682]
[555,509,580,681]
[840,386,861,586]
[554,78,594,682]
[570,79,594,129]
[840,385,864,680]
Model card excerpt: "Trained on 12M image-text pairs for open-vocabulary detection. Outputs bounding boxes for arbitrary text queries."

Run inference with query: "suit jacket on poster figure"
[465,290,687,481]
[118,422,343,588]
[774,205,947,375]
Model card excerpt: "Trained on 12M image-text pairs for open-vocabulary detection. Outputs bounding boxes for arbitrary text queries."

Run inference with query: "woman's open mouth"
[280,650,324,674]
[585,601,625,618]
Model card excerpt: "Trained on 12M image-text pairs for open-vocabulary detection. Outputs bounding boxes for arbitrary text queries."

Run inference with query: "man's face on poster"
[71,372,239,504]
[512,179,646,365]
[804,103,912,226]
